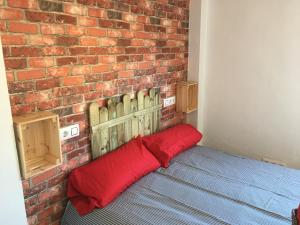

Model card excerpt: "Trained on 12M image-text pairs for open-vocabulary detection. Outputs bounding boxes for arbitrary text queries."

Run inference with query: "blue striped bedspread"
[62,146,300,225]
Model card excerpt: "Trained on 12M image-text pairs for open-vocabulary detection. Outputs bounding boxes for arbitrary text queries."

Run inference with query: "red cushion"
[142,123,203,168]
[67,136,160,216]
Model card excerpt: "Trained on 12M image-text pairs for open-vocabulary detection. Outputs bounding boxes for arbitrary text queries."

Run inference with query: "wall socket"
[60,124,80,141]
[163,96,176,107]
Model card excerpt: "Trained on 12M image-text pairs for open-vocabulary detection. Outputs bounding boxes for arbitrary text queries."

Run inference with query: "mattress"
[62,146,300,225]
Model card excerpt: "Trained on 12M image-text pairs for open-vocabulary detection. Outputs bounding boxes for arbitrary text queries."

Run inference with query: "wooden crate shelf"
[13,111,62,179]
[176,81,198,113]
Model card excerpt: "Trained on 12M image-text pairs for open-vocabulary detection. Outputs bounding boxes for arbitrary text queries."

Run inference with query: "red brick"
[56,36,79,46]
[125,47,137,54]
[48,173,66,187]
[69,47,88,55]
[36,78,60,90]
[42,46,65,56]
[38,99,62,110]
[123,13,134,23]
[72,65,91,75]
[63,76,85,86]
[41,24,64,35]
[117,38,131,46]
[2,47,9,57]
[92,64,110,73]
[28,57,54,68]
[65,114,85,123]
[99,55,115,64]
[72,103,86,113]
[11,104,35,115]
[79,153,91,164]
[101,37,117,46]
[131,39,145,46]
[9,94,23,105]
[63,94,83,105]
[6,71,14,82]
[32,168,57,185]
[121,30,134,38]
[136,15,147,23]
[85,73,102,83]
[27,215,38,225]
[17,69,45,81]
[112,63,126,71]
[64,4,86,15]
[0,21,6,32]
[28,35,56,45]
[9,22,38,33]
[102,72,117,81]
[135,31,158,39]
[8,81,35,93]
[60,158,78,172]
[126,62,138,70]
[25,196,39,209]
[90,47,108,55]
[4,58,26,70]
[118,70,134,78]
[0,8,23,20]
[107,47,124,55]
[11,47,42,57]
[24,91,49,104]
[116,21,130,29]
[7,0,37,9]
[25,11,55,23]
[79,56,98,65]
[88,8,105,18]
[78,16,97,26]
[86,27,106,37]
[107,30,122,37]
[66,25,85,36]
[77,0,97,5]
[131,23,144,31]
[38,185,62,203]
[56,14,77,25]
[79,37,98,46]
[116,55,129,62]
[56,57,77,66]
[139,61,154,69]
[98,19,115,28]
[48,67,70,77]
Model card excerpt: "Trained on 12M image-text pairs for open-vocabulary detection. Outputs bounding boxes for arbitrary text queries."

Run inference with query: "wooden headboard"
[89,88,161,159]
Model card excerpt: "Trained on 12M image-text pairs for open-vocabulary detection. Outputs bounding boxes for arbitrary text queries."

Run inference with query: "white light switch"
[163,96,176,107]
[60,124,80,141]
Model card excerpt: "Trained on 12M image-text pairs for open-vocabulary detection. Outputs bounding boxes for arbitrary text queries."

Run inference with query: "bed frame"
[89,88,162,159]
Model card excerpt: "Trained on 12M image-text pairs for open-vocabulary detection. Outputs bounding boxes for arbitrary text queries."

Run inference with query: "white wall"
[187,0,209,131]
[199,0,300,168]
[0,40,28,224]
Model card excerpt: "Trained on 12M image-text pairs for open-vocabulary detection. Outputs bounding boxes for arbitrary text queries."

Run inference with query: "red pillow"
[67,136,160,216]
[142,123,203,168]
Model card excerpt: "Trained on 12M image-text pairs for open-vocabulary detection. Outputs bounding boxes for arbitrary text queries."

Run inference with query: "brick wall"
[0,0,189,224]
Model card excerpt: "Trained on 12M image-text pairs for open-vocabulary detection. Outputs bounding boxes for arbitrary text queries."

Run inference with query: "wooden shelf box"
[13,112,62,179]
[176,81,198,113]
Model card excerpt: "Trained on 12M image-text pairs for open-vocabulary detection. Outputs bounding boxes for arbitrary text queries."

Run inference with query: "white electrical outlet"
[163,96,176,107]
[60,124,80,141]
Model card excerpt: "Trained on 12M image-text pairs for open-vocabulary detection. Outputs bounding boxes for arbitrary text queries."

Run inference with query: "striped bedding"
[62,146,300,225]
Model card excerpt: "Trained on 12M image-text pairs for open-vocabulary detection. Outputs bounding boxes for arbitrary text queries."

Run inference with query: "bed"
[62,88,299,225]
[62,145,300,225]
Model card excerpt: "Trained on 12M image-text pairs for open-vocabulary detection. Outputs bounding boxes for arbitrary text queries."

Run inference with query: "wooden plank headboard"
[89,88,161,159]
